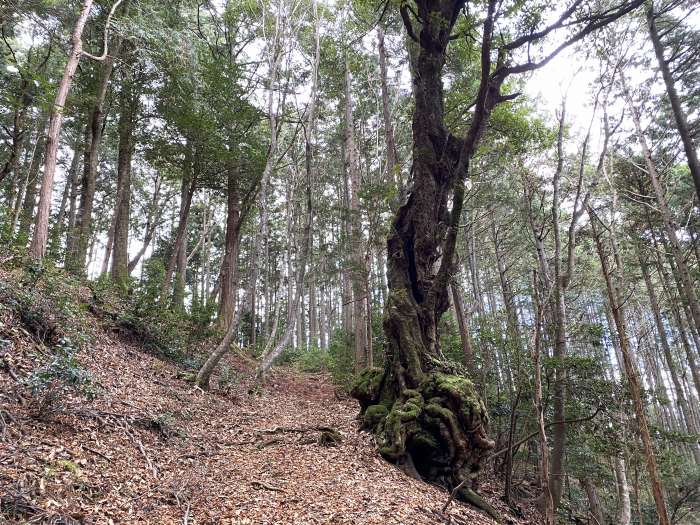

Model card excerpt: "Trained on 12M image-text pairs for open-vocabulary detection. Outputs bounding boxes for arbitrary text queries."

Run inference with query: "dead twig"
[442,479,468,513]
[124,427,158,478]
[250,479,285,492]
[80,444,111,462]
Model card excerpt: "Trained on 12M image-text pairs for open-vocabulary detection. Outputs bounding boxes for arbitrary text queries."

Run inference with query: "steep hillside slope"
[0,268,535,524]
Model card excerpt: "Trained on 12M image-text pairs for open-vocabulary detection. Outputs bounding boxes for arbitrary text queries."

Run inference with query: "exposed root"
[354,368,493,487]
[457,486,503,523]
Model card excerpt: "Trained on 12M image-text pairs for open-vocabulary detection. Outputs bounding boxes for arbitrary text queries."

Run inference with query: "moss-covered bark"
[352,290,494,507]
[353,361,493,487]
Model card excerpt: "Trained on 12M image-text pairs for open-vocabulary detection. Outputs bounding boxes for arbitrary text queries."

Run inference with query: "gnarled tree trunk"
[351,0,643,514]
[351,0,500,510]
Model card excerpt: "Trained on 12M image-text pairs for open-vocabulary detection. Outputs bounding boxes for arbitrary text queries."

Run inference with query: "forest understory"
[0,266,537,524]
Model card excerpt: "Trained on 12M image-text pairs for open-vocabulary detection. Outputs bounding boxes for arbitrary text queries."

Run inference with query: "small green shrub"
[25,337,98,419]
[297,346,330,373]
[327,331,356,389]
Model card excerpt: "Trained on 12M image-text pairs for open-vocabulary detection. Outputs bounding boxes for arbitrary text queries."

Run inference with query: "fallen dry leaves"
[0,289,540,524]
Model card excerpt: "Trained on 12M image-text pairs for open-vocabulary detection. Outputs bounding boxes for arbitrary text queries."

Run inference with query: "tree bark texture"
[111,71,137,288]
[345,60,367,372]
[217,167,241,328]
[30,0,94,259]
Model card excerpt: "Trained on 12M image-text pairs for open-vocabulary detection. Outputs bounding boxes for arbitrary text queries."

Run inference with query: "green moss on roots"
[352,281,495,517]
[351,367,384,408]
[354,368,493,482]
[363,404,389,428]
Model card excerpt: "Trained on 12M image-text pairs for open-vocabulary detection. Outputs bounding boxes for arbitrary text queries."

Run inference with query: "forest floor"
[0,269,538,524]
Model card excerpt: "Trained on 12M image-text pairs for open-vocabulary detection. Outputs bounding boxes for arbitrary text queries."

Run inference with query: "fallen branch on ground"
[251,479,285,492]
[80,444,111,462]
[441,480,502,522]
[253,424,338,434]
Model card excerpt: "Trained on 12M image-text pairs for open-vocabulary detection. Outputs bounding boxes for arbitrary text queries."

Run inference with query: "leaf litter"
[0,290,538,524]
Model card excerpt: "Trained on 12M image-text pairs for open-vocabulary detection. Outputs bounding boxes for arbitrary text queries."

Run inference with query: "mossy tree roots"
[352,292,495,513]
[353,366,493,486]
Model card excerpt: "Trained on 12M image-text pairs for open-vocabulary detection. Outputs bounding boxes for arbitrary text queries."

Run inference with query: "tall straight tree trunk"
[162,147,195,304]
[377,26,398,184]
[217,167,241,328]
[309,278,318,348]
[29,0,94,259]
[128,174,161,273]
[549,103,568,511]
[650,237,700,394]
[589,208,670,525]
[15,128,47,244]
[234,0,286,336]
[614,454,632,525]
[49,139,81,252]
[532,271,554,525]
[173,217,188,310]
[67,3,127,271]
[7,119,39,224]
[0,82,31,185]
[249,270,258,348]
[496,260,520,346]
[450,281,474,371]
[622,72,700,350]
[71,55,121,272]
[647,218,700,395]
[101,215,117,275]
[285,180,296,348]
[256,0,319,372]
[304,6,320,350]
[66,122,90,257]
[365,272,374,367]
[256,168,313,378]
[345,59,367,372]
[580,477,605,525]
[0,52,44,188]
[491,214,521,345]
[111,71,137,288]
[638,245,700,463]
[8,144,31,237]
[297,289,306,349]
[646,6,700,203]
